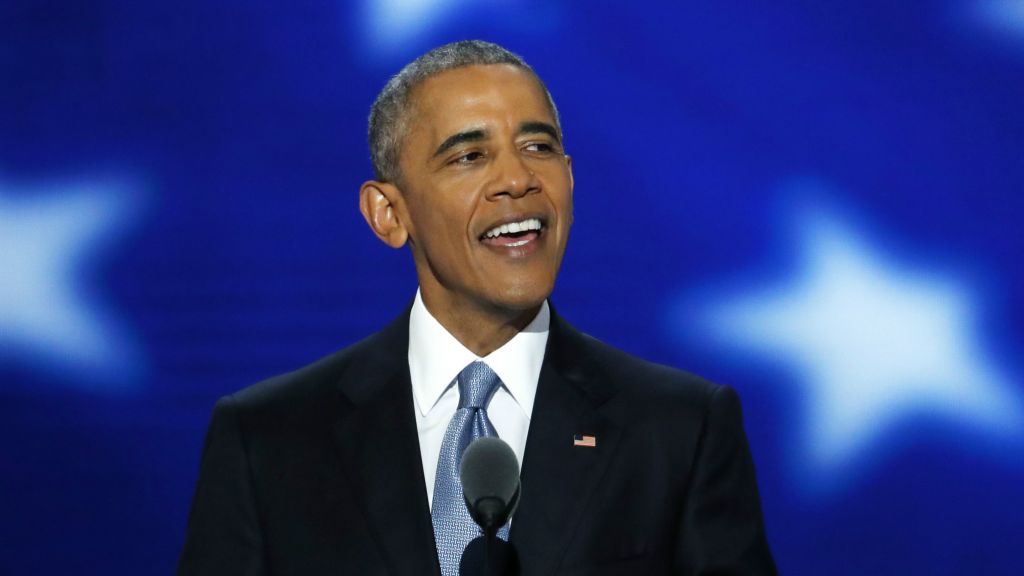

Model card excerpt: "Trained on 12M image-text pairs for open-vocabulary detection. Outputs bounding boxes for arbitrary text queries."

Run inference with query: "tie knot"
[457,361,501,409]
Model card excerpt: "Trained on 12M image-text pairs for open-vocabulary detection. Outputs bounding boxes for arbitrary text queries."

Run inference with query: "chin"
[485,280,554,313]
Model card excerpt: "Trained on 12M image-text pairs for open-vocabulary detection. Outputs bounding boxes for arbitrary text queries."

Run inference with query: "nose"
[486,150,539,200]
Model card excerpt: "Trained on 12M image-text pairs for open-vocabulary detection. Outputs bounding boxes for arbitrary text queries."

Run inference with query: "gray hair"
[368,39,562,184]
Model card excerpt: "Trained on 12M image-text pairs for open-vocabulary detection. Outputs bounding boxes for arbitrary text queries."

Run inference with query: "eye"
[522,141,558,155]
[451,150,485,165]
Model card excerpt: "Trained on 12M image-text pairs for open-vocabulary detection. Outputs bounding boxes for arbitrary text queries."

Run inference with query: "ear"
[565,154,575,225]
[359,180,409,248]
[565,154,574,193]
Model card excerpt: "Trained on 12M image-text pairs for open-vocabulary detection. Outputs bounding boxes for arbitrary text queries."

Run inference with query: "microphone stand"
[483,526,496,576]
[476,497,504,576]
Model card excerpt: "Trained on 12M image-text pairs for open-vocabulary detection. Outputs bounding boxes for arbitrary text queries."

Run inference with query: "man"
[178,40,776,575]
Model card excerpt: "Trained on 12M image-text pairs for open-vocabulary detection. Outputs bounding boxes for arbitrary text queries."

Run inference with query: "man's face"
[393,64,573,316]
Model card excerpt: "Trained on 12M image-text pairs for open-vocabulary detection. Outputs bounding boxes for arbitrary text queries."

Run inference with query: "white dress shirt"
[408,290,549,509]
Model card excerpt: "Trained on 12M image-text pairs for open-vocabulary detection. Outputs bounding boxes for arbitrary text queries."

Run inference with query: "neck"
[419,291,541,357]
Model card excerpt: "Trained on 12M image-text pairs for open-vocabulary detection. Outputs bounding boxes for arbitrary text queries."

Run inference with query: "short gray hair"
[368,40,562,184]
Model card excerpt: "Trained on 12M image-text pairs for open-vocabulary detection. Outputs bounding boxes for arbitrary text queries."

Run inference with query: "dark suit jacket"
[177,308,776,575]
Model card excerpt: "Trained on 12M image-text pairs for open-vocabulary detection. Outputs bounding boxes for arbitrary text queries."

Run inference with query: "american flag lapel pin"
[573,434,597,447]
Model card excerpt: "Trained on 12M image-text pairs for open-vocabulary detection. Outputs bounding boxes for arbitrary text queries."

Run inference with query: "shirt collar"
[408,289,549,419]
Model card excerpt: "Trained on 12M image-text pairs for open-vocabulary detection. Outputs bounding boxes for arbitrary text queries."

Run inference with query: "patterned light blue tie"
[431,361,510,576]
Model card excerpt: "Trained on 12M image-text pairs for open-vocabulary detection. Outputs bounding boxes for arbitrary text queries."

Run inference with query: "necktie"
[431,361,509,576]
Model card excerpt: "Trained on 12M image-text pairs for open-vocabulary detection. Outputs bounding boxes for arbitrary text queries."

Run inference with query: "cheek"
[416,202,475,253]
[544,176,574,219]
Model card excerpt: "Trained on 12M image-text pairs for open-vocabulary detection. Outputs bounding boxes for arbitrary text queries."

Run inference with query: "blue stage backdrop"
[2,1,1023,574]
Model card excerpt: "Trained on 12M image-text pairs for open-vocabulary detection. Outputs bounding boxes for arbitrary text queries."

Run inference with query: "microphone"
[459,437,521,535]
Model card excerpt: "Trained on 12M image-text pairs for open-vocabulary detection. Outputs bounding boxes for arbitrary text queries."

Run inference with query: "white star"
[358,0,523,59]
[975,0,1024,42]
[360,0,466,56]
[0,178,144,388]
[704,207,1024,481]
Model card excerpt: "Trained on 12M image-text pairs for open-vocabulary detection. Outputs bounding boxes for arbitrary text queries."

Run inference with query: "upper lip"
[478,213,548,240]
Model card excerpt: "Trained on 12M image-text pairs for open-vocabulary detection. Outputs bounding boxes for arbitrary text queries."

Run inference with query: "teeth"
[484,218,542,239]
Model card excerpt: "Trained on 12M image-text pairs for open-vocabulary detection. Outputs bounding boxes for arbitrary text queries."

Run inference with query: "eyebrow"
[518,121,560,143]
[432,128,488,158]
[431,121,562,159]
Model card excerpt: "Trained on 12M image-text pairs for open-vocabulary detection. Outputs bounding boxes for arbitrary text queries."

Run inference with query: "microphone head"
[459,437,521,532]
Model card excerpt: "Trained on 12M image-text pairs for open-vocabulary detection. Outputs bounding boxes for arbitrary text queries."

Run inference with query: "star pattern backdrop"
[2,1,1023,574]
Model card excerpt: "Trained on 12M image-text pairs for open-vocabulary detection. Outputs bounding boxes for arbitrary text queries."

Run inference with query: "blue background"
[2,1,1023,574]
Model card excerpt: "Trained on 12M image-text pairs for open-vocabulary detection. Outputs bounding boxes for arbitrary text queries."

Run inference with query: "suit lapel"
[330,312,441,576]
[510,311,622,574]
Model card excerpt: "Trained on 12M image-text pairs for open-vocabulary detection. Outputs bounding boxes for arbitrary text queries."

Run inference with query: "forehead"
[406,64,554,138]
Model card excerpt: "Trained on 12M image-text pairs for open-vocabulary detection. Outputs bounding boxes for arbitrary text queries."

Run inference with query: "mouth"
[479,216,546,251]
